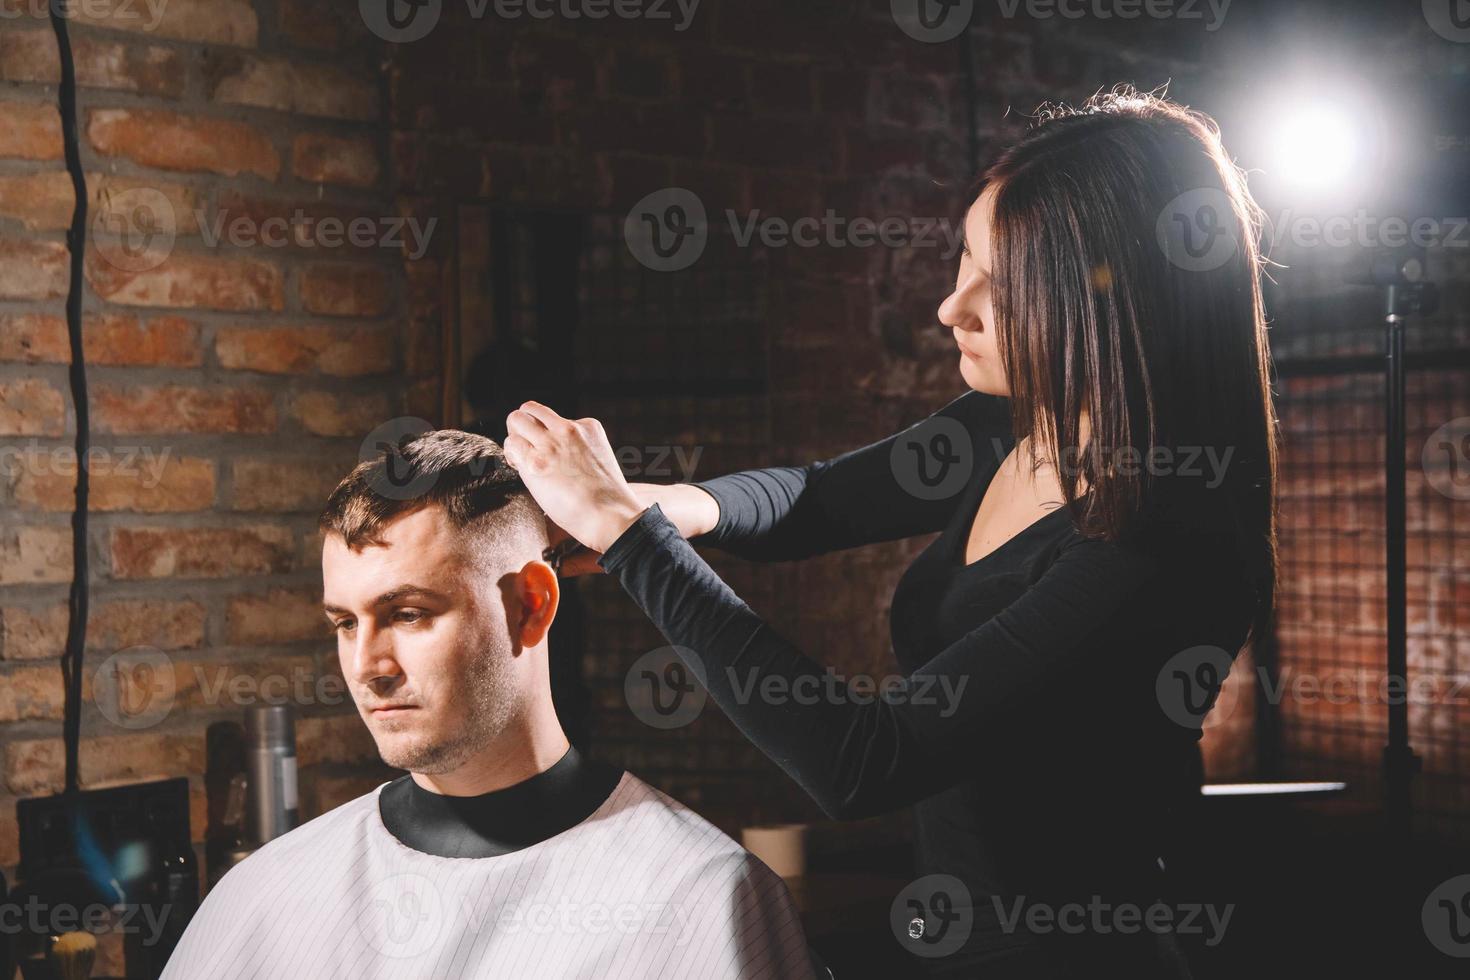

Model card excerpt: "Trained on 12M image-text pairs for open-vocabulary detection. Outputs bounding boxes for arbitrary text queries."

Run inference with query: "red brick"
[675,54,749,111]
[95,175,205,233]
[216,323,394,377]
[0,378,65,436]
[88,108,280,179]
[563,103,701,158]
[5,733,206,797]
[711,113,840,171]
[54,0,259,47]
[404,377,439,423]
[511,34,598,102]
[207,54,377,121]
[297,713,379,766]
[0,28,185,97]
[169,654,320,713]
[402,252,443,311]
[86,252,284,312]
[815,68,870,121]
[0,239,67,300]
[208,191,399,256]
[226,587,330,644]
[0,527,72,586]
[298,263,392,317]
[1,599,207,661]
[0,172,73,231]
[278,0,341,49]
[0,802,17,866]
[403,312,441,379]
[392,132,483,196]
[0,313,201,367]
[0,172,203,234]
[0,100,61,159]
[109,525,296,579]
[292,133,381,188]
[289,390,392,438]
[0,663,84,723]
[232,457,355,512]
[11,452,215,513]
[93,383,277,435]
[393,78,553,142]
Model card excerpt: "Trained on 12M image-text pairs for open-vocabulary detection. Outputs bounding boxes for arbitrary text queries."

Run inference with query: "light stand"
[1346,244,1439,839]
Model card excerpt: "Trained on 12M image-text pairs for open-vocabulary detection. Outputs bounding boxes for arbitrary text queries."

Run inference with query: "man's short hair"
[318,428,546,569]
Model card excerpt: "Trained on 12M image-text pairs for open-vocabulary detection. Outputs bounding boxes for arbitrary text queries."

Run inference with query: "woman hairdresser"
[503,86,1278,979]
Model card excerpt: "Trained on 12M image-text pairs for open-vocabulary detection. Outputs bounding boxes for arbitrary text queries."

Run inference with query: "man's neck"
[411,712,570,797]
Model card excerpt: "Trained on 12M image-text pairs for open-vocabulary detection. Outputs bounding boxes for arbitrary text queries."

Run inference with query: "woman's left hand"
[503,401,649,555]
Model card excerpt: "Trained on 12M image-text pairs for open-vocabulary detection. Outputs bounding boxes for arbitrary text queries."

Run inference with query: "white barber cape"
[161,771,816,979]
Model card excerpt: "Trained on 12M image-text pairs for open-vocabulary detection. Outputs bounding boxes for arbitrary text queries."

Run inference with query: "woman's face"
[938,183,1009,397]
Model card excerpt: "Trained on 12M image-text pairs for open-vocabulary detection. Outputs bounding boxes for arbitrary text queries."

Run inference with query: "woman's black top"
[597,389,1256,977]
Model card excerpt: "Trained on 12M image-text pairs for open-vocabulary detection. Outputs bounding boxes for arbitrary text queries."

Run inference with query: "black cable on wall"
[48,7,91,796]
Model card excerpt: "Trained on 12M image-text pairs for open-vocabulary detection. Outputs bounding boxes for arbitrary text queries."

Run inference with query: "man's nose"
[347,624,400,685]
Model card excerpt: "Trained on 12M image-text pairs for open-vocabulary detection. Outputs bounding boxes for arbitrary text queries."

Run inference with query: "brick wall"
[0,3,408,933]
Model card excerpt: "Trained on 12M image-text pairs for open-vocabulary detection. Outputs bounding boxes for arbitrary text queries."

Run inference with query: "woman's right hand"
[550,482,720,578]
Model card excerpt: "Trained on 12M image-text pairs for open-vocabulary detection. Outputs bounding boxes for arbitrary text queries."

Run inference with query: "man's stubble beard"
[374,639,523,775]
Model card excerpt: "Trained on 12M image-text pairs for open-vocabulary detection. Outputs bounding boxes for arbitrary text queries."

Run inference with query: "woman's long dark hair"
[977,83,1279,638]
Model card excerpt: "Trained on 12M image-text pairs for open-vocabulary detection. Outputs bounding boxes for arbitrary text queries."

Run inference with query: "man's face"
[321,505,537,775]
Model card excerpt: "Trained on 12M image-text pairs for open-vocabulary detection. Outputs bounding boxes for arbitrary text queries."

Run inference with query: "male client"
[161,430,815,979]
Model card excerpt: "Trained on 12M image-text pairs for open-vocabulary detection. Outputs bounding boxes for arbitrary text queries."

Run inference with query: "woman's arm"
[598,502,1250,821]
[668,388,1014,563]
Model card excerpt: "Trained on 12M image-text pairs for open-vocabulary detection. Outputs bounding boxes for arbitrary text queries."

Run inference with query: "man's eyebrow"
[322,585,449,616]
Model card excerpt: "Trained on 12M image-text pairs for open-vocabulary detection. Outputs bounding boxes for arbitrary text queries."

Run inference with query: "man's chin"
[371,728,466,775]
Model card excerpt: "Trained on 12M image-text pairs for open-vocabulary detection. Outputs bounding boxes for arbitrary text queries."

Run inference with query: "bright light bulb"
[1271,102,1359,191]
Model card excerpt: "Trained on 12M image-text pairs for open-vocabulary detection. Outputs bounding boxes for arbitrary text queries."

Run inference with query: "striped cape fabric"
[160,769,816,979]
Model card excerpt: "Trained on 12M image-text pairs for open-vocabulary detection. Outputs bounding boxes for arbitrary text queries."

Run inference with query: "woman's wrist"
[630,482,720,540]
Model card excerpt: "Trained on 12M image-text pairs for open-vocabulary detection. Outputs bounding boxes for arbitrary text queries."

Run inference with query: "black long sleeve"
[685,389,1013,562]
[600,498,1170,821]
[599,389,1257,976]
[597,390,1251,823]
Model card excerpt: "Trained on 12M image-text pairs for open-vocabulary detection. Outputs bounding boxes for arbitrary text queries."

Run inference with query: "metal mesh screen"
[1266,244,1470,843]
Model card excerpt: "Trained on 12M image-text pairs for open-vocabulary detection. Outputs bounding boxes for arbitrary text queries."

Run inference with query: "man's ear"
[515,558,560,647]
